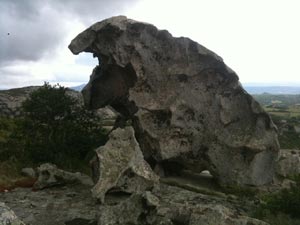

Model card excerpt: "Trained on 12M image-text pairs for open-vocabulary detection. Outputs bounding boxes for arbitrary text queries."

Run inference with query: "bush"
[10,83,107,169]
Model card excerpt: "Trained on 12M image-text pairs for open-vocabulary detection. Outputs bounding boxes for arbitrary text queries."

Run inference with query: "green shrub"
[1,83,107,171]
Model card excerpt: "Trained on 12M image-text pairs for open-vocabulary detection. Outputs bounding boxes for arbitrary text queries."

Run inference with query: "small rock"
[33,163,93,190]
[144,191,160,207]
[21,168,37,178]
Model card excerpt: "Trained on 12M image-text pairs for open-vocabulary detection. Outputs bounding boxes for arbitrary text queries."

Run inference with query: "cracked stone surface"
[69,16,279,186]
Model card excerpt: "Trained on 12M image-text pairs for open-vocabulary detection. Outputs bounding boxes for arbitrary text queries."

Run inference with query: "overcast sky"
[1,0,300,89]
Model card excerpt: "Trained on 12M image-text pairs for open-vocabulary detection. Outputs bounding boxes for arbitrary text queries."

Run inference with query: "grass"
[222,185,258,198]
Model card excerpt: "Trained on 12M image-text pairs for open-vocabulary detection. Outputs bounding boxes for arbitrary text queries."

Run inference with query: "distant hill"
[244,86,300,94]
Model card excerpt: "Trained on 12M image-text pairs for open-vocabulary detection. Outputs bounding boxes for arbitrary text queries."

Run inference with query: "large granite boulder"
[91,126,159,203]
[69,16,279,186]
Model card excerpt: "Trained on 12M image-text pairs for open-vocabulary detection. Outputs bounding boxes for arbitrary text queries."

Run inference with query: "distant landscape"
[244,85,300,94]
[251,92,300,149]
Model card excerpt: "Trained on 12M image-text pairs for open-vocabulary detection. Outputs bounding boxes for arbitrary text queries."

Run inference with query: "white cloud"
[127,0,300,84]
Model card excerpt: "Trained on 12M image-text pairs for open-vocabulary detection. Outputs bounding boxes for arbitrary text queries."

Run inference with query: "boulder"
[91,126,159,203]
[69,16,279,186]
[33,163,93,189]
[276,149,300,178]
[0,202,26,225]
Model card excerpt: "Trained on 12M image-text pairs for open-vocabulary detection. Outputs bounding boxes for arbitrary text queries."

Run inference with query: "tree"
[20,82,107,167]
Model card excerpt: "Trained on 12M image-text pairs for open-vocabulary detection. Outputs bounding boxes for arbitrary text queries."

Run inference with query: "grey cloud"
[52,0,137,24]
[0,0,139,65]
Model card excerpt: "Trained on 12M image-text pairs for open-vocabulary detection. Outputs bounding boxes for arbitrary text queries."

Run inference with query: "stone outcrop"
[0,202,25,225]
[69,16,279,186]
[91,127,159,202]
[33,163,93,190]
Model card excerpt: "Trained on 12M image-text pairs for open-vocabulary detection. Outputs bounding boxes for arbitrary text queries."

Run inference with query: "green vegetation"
[253,177,300,224]
[222,185,258,198]
[0,83,107,179]
[253,93,300,107]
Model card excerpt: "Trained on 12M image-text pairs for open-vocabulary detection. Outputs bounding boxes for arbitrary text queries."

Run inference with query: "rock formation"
[69,16,279,186]
[91,127,159,203]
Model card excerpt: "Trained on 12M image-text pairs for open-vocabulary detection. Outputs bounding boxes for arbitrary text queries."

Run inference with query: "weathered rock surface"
[69,16,279,186]
[98,184,268,225]
[0,202,26,225]
[276,149,300,178]
[33,163,93,189]
[0,186,97,225]
[91,126,159,202]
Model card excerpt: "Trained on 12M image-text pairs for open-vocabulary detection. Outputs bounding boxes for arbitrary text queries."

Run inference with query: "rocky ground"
[0,184,97,225]
[0,175,266,225]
